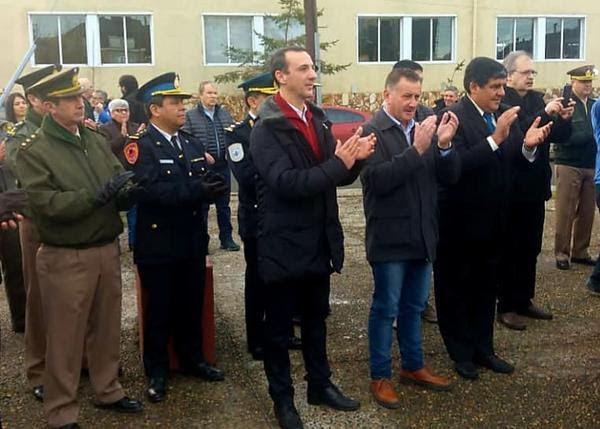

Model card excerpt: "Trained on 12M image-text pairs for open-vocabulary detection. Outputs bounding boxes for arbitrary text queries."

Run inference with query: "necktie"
[483,112,496,133]
[170,135,182,152]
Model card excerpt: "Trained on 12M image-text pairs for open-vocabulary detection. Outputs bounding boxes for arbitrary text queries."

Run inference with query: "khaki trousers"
[20,217,44,387]
[554,165,596,261]
[37,241,124,427]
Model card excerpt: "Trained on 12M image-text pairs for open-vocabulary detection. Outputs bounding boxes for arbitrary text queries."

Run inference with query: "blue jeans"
[201,164,233,245]
[368,260,432,379]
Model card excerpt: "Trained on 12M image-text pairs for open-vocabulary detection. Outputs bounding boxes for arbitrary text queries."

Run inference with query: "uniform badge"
[124,142,139,165]
[228,143,244,162]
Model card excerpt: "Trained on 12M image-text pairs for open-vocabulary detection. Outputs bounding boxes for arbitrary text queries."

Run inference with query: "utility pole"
[304,0,322,104]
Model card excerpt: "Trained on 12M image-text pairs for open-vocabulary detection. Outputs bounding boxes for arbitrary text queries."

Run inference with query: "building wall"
[0,0,598,103]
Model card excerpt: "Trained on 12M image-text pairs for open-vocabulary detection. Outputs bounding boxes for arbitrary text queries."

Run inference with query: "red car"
[322,106,372,142]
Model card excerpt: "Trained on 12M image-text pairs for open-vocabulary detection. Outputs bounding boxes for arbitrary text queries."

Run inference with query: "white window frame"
[28,11,155,67]
[495,15,586,62]
[202,13,303,66]
[356,14,457,65]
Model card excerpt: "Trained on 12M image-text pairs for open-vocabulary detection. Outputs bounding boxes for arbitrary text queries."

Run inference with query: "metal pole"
[0,44,36,109]
[304,0,321,104]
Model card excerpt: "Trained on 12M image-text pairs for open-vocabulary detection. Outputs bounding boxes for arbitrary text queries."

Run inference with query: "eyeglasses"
[112,108,129,113]
[514,69,538,76]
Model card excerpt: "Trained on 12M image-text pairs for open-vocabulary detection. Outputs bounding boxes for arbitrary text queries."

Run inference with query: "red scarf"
[274,93,321,161]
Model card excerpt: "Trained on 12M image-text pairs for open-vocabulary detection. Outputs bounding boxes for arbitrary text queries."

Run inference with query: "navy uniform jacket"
[225,114,259,239]
[123,123,211,264]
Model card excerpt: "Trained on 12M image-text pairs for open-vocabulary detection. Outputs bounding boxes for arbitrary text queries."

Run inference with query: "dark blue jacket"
[183,104,234,165]
[124,124,211,264]
[250,97,359,283]
[225,114,259,239]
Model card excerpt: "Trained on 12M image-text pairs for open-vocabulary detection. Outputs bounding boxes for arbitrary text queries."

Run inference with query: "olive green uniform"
[15,114,129,428]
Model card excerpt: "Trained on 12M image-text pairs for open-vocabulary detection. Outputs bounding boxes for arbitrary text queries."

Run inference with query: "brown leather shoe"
[497,312,527,330]
[370,379,400,409]
[399,367,452,391]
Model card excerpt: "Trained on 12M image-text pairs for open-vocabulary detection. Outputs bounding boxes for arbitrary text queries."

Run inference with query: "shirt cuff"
[522,144,538,162]
[487,136,499,151]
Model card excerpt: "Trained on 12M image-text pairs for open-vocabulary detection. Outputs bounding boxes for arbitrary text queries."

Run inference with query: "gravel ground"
[1,189,600,428]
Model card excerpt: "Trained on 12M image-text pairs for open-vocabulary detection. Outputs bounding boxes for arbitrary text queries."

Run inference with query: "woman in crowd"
[4,93,27,123]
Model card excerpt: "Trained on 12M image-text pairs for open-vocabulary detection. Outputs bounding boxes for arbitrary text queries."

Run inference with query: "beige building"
[1,0,598,102]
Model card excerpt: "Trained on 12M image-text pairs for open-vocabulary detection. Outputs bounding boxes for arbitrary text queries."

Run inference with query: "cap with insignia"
[15,64,62,94]
[27,67,84,98]
[137,72,191,103]
[238,72,278,95]
[567,65,598,81]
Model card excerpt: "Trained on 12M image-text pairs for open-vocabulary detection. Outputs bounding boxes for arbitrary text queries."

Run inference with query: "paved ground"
[1,190,600,428]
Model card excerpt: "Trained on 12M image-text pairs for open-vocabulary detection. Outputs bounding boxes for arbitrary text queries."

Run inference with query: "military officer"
[15,67,143,428]
[125,73,228,403]
[5,64,61,401]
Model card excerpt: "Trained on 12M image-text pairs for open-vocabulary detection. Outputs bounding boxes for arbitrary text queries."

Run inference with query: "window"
[99,15,152,64]
[357,16,455,63]
[496,18,534,60]
[545,18,582,59]
[29,13,153,66]
[203,14,305,65]
[30,14,87,64]
[496,16,584,61]
[323,108,365,124]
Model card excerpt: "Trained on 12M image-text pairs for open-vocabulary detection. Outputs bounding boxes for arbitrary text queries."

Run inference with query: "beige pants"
[554,164,596,261]
[20,217,44,388]
[37,241,124,427]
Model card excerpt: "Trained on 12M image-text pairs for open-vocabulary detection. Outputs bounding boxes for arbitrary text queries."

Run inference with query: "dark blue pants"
[589,185,600,284]
[126,205,137,249]
[202,164,233,245]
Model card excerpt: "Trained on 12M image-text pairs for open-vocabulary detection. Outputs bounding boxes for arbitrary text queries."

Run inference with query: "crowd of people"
[0,46,598,429]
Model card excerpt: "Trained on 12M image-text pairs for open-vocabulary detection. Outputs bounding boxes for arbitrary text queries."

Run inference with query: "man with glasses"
[496,51,574,330]
[554,65,598,271]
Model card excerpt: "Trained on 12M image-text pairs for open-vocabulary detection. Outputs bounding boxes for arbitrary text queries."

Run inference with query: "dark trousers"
[589,186,600,283]
[126,205,137,249]
[264,274,332,404]
[243,237,266,350]
[434,230,498,363]
[497,201,545,313]
[138,258,206,378]
[0,227,26,332]
[202,164,233,245]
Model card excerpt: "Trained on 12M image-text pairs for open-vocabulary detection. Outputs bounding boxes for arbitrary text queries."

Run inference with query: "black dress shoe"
[287,336,302,350]
[182,362,225,381]
[517,304,553,320]
[556,260,570,270]
[587,278,600,295]
[274,401,303,429]
[497,312,527,330]
[32,385,44,402]
[454,361,478,380]
[307,383,360,411]
[249,346,265,361]
[57,424,80,429]
[147,377,167,403]
[473,355,514,374]
[572,257,596,266]
[97,396,143,413]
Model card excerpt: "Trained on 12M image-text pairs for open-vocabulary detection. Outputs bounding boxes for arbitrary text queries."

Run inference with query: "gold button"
[166,170,171,175]
[30,134,35,138]
[156,141,161,146]
[189,172,192,176]
[25,139,31,143]
[151,223,157,229]
[20,142,26,147]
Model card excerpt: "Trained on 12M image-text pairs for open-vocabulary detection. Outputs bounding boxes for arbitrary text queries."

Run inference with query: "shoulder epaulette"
[17,129,41,150]
[128,128,148,140]
[1,121,17,137]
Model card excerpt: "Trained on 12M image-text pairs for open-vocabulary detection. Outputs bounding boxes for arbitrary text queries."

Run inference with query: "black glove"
[0,190,28,219]
[200,171,228,200]
[95,171,135,207]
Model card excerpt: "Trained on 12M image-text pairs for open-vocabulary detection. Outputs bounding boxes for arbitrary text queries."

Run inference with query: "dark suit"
[434,96,530,363]
[125,123,211,378]
[225,114,265,352]
[498,87,571,313]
